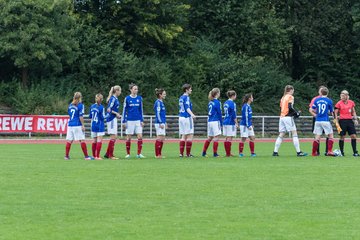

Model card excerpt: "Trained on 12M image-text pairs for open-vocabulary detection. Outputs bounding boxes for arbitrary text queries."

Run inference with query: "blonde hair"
[107,85,121,103]
[283,85,294,96]
[72,92,82,105]
[95,93,103,104]
[208,88,220,100]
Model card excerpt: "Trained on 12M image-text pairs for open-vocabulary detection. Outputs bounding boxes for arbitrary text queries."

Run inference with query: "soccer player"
[179,83,196,157]
[104,86,122,160]
[311,87,336,156]
[334,90,359,156]
[154,88,167,158]
[64,92,93,160]
[273,85,307,157]
[223,90,238,157]
[239,93,256,157]
[202,88,222,157]
[122,83,145,158]
[89,93,106,160]
[309,85,328,155]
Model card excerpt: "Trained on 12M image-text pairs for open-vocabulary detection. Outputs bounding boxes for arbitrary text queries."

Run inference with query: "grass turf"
[1,141,360,239]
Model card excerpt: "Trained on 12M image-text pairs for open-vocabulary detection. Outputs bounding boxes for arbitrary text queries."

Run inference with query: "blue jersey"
[68,103,84,127]
[89,103,105,132]
[106,96,120,122]
[223,99,237,125]
[208,99,222,125]
[312,97,333,121]
[122,95,143,123]
[179,94,192,118]
[154,99,166,124]
[240,103,253,127]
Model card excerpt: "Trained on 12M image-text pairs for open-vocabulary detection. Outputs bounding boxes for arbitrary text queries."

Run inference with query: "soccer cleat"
[64,156,70,160]
[202,152,207,157]
[179,154,184,158]
[186,154,195,158]
[312,153,320,156]
[213,153,220,157]
[85,156,95,160]
[250,153,257,157]
[272,152,279,157]
[297,152,308,157]
[104,155,109,159]
[155,155,165,159]
[125,154,131,159]
[353,153,360,157]
[326,152,336,157]
[239,153,244,157]
[136,154,146,159]
[110,156,119,160]
[94,157,103,160]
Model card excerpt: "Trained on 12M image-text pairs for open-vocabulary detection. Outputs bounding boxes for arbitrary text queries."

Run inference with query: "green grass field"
[1,141,360,239]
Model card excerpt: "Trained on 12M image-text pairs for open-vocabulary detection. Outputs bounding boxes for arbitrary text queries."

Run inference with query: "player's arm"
[140,97,144,126]
[288,103,301,118]
[80,105,85,131]
[217,102,223,126]
[185,98,196,118]
[352,106,358,125]
[122,98,128,124]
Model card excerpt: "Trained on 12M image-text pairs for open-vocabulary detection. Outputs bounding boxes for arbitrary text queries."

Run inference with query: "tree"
[0,0,79,86]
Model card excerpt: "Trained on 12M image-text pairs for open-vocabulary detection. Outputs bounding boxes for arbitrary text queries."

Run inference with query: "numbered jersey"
[106,96,120,122]
[312,96,334,122]
[179,94,192,118]
[68,103,84,127]
[208,99,222,123]
[223,99,237,125]
[89,103,105,132]
[154,99,166,124]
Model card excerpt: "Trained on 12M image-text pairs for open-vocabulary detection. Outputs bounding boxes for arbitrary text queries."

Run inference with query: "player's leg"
[95,135,103,159]
[202,122,213,156]
[105,119,118,159]
[135,121,144,158]
[65,126,74,159]
[347,120,358,156]
[312,122,323,156]
[312,117,321,155]
[224,135,233,157]
[249,135,256,156]
[92,134,97,158]
[185,118,194,157]
[239,137,246,157]
[273,132,285,156]
[179,117,186,157]
[213,135,220,157]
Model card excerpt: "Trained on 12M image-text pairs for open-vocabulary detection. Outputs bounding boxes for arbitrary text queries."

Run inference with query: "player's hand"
[192,115,196,120]
[82,126,85,132]
[248,126,253,130]
[354,120,359,126]
[141,122,144,127]
[122,123,126,129]
[235,123,239,129]
[116,113,121,119]
[160,124,165,129]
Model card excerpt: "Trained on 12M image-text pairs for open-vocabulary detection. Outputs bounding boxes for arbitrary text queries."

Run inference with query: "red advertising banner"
[0,115,69,134]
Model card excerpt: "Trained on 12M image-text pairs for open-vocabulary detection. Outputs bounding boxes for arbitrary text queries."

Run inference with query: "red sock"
[160,140,164,155]
[180,140,185,155]
[109,139,116,157]
[224,141,231,156]
[105,141,111,157]
[328,138,334,152]
[92,142,96,157]
[96,142,102,158]
[213,140,219,154]
[126,140,131,155]
[203,140,211,153]
[137,139,143,155]
[65,142,71,157]
[81,142,89,157]
[249,141,255,154]
[155,140,160,156]
[186,141,193,156]
[239,142,244,154]
[312,140,319,155]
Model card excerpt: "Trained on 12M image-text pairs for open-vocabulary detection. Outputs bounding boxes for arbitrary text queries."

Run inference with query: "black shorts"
[339,119,356,136]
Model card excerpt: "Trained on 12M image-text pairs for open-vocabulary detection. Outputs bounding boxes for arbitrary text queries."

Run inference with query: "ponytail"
[208,88,220,100]
[95,93,103,104]
[107,85,121,103]
[72,92,82,105]
[155,88,165,98]
[242,93,252,104]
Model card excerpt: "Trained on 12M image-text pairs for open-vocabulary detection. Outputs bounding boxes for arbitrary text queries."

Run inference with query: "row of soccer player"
[64,83,359,160]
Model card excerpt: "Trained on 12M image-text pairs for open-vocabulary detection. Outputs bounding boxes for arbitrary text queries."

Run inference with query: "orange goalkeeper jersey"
[280,94,294,117]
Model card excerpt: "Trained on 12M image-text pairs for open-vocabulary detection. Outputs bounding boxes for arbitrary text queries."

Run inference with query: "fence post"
[28,132,31,139]
[150,116,153,138]
[262,117,265,138]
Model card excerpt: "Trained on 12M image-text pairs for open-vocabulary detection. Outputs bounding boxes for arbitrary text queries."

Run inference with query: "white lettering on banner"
[2,117,10,131]
[55,118,68,131]
[25,117,33,131]
[46,118,54,131]
[37,118,46,130]
[11,117,25,130]
[0,117,2,130]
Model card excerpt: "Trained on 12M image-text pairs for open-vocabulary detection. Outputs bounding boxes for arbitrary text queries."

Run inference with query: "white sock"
[293,135,300,152]
[274,137,283,152]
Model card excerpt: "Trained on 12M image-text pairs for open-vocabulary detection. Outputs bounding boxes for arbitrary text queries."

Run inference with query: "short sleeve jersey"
[179,95,192,118]
[122,95,144,123]
[240,103,253,127]
[106,96,120,122]
[68,103,84,127]
[312,97,334,122]
[335,100,355,120]
[208,99,222,124]
[280,94,294,117]
[89,103,105,132]
[223,100,237,126]
[154,99,166,124]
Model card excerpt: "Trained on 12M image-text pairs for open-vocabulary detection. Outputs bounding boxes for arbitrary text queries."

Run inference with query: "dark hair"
[155,88,165,98]
[227,90,236,98]
[321,87,329,96]
[182,83,191,93]
[242,93,253,104]
[129,83,137,90]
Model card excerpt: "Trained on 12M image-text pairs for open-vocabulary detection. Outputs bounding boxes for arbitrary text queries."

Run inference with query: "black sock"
[351,139,357,154]
[339,139,344,155]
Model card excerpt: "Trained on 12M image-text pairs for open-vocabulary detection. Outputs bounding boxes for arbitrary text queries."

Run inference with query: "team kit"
[64,84,359,160]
